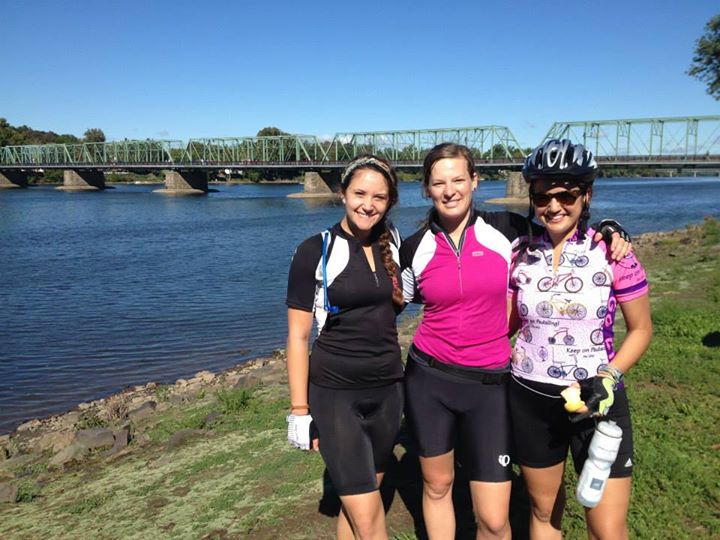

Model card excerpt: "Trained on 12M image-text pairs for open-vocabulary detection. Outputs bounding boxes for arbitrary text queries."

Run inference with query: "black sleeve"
[286,234,322,312]
[477,210,539,242]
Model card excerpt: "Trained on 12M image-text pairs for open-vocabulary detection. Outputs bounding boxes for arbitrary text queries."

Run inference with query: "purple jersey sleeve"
[611,252,649,302]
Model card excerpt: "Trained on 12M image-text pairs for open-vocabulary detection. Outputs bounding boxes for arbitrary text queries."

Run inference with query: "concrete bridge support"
[57,170,106,191]
[304,171,341,195]
[504,171,528,199]
[155,170,208,195]
[0,170,29,188]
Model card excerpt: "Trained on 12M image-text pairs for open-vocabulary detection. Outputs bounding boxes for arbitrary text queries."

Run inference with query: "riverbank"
[1,219,718,539]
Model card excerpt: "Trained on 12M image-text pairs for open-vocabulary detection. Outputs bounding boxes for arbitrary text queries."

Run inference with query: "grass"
[0,218,718,539]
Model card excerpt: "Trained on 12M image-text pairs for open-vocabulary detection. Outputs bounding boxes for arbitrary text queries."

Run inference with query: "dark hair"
[422,143,475,195]
[341,155,403,307]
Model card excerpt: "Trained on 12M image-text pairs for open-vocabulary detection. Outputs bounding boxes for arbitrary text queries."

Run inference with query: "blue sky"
[2,0,718,148]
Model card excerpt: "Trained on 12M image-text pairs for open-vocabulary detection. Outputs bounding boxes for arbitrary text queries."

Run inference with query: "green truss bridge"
[1,116,718,194]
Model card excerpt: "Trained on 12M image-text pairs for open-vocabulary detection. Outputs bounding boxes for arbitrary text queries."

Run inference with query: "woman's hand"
[592,220,632,261]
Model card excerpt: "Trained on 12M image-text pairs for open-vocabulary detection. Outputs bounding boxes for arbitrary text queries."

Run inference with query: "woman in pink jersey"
[508,139,652,539]
[400,143,631,540]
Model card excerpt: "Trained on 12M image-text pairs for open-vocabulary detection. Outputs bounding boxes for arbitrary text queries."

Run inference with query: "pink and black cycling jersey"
[509,228,648,385]
[401,209,533,369]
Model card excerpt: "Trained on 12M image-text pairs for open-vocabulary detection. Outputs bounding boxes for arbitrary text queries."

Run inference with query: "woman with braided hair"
[508,139,652,539]
[285,155,404,539]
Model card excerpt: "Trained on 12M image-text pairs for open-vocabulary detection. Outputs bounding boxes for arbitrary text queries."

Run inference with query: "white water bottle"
[576,420,623,508]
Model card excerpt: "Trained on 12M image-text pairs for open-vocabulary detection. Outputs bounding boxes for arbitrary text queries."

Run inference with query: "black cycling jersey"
[286,222,403,388]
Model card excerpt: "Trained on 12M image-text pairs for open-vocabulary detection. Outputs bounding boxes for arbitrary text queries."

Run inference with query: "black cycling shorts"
[510,376,634,478]
[309,381,403,496]
[403,355,513,482]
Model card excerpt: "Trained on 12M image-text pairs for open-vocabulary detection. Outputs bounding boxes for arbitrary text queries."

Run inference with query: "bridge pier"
[154,170,208,195]
[57,170,106,191]
[504,171,528,199]
[0,170,29,188]
[287,171,341,199]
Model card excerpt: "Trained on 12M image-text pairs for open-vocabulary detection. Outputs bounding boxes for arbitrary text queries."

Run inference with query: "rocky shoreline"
[0,350,288,502]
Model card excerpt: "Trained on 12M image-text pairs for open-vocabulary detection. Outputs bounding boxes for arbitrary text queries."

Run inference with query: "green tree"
[256,126,287,137]
[83,128,106,142]
[688,13,720,100]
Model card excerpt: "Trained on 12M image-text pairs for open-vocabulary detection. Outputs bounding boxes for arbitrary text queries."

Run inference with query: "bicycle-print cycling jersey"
[286,222,403,388]
[401,209,533,369]
[509,227,648,385]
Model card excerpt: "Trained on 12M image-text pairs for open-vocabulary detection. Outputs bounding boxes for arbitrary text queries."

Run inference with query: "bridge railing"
[325,126,526,163]
[184,135,327,163]
[543,116,720,159]
[0,140,185,167]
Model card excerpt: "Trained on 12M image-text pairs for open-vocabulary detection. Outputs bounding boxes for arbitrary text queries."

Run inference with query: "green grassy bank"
[0,219,718,539]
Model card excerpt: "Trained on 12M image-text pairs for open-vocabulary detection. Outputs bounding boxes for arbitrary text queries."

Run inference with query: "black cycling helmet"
[522,139,598,184]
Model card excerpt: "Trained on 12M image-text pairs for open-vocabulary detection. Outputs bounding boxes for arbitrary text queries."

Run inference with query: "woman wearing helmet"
[508,139,652,539]
[400,142,632,540]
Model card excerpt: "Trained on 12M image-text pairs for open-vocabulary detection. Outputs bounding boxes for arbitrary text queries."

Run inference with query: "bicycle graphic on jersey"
[544,252,589,268]
[547,353,588,381]
[590,328,604,345]
[535,294,587,320]
[537,271,583,293]
[512,346,534,374]
[548,327,575,345]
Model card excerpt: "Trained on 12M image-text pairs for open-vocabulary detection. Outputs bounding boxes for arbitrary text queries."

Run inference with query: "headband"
[340,156,394,186]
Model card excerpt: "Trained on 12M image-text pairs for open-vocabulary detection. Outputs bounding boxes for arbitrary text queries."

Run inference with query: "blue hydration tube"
[322,232,340,314]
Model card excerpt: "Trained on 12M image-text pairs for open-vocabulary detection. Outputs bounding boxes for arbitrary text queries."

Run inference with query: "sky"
[2,0,718,148]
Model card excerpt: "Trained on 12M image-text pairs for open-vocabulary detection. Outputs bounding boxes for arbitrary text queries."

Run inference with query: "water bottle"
[576,420,623,508]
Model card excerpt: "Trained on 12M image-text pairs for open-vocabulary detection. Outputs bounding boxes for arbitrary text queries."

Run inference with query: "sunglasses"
[531,189,584,207]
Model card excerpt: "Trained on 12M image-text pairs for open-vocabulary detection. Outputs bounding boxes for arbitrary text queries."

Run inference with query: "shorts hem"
[334,485,380,497]
[517,458,566,470]
[467,474,513,483]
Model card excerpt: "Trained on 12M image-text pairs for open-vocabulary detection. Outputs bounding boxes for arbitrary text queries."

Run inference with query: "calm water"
[1,177,719,433]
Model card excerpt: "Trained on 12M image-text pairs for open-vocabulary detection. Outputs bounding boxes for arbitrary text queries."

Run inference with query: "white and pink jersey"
[510,228,648,385]
[401,210,532,369]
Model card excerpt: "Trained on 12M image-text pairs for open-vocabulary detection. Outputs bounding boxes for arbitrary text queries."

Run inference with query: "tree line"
[0,119,106,147]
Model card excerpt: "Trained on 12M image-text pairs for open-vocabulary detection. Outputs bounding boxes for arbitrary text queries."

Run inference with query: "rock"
[75,428,115,450]
[233,374,262,390]
[77,402,92,411]
[166,429,206,450]
[103,429,129,458]
[133,432,151,447]
[145,382,158,390]
[56,411,81,430]
[201,413,223,428]
[30,430,74,454]
[169,393,189,405]
[49,442,88,468]
[155,402,171,413]
[176,379,189,387]
[193,370,215,383]
[0,482,18,503]
[0,454,34,471]
[16,419,41,433]
[128,401,157,423]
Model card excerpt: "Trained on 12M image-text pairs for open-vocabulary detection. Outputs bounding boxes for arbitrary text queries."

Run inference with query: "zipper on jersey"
[372,272,379,287]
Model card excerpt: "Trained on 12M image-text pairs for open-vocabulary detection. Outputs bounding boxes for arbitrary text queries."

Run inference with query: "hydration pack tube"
[321,230,340,314]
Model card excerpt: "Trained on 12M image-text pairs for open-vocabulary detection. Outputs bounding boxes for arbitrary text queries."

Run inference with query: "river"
[1,177,719,433]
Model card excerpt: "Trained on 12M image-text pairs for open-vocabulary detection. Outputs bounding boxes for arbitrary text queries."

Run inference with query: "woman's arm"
[573,294,652,420]
[286,308,314,416]
[608,294,653,374]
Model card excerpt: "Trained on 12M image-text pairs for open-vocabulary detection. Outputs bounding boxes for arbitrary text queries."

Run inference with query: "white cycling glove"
[286,413,313,450]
